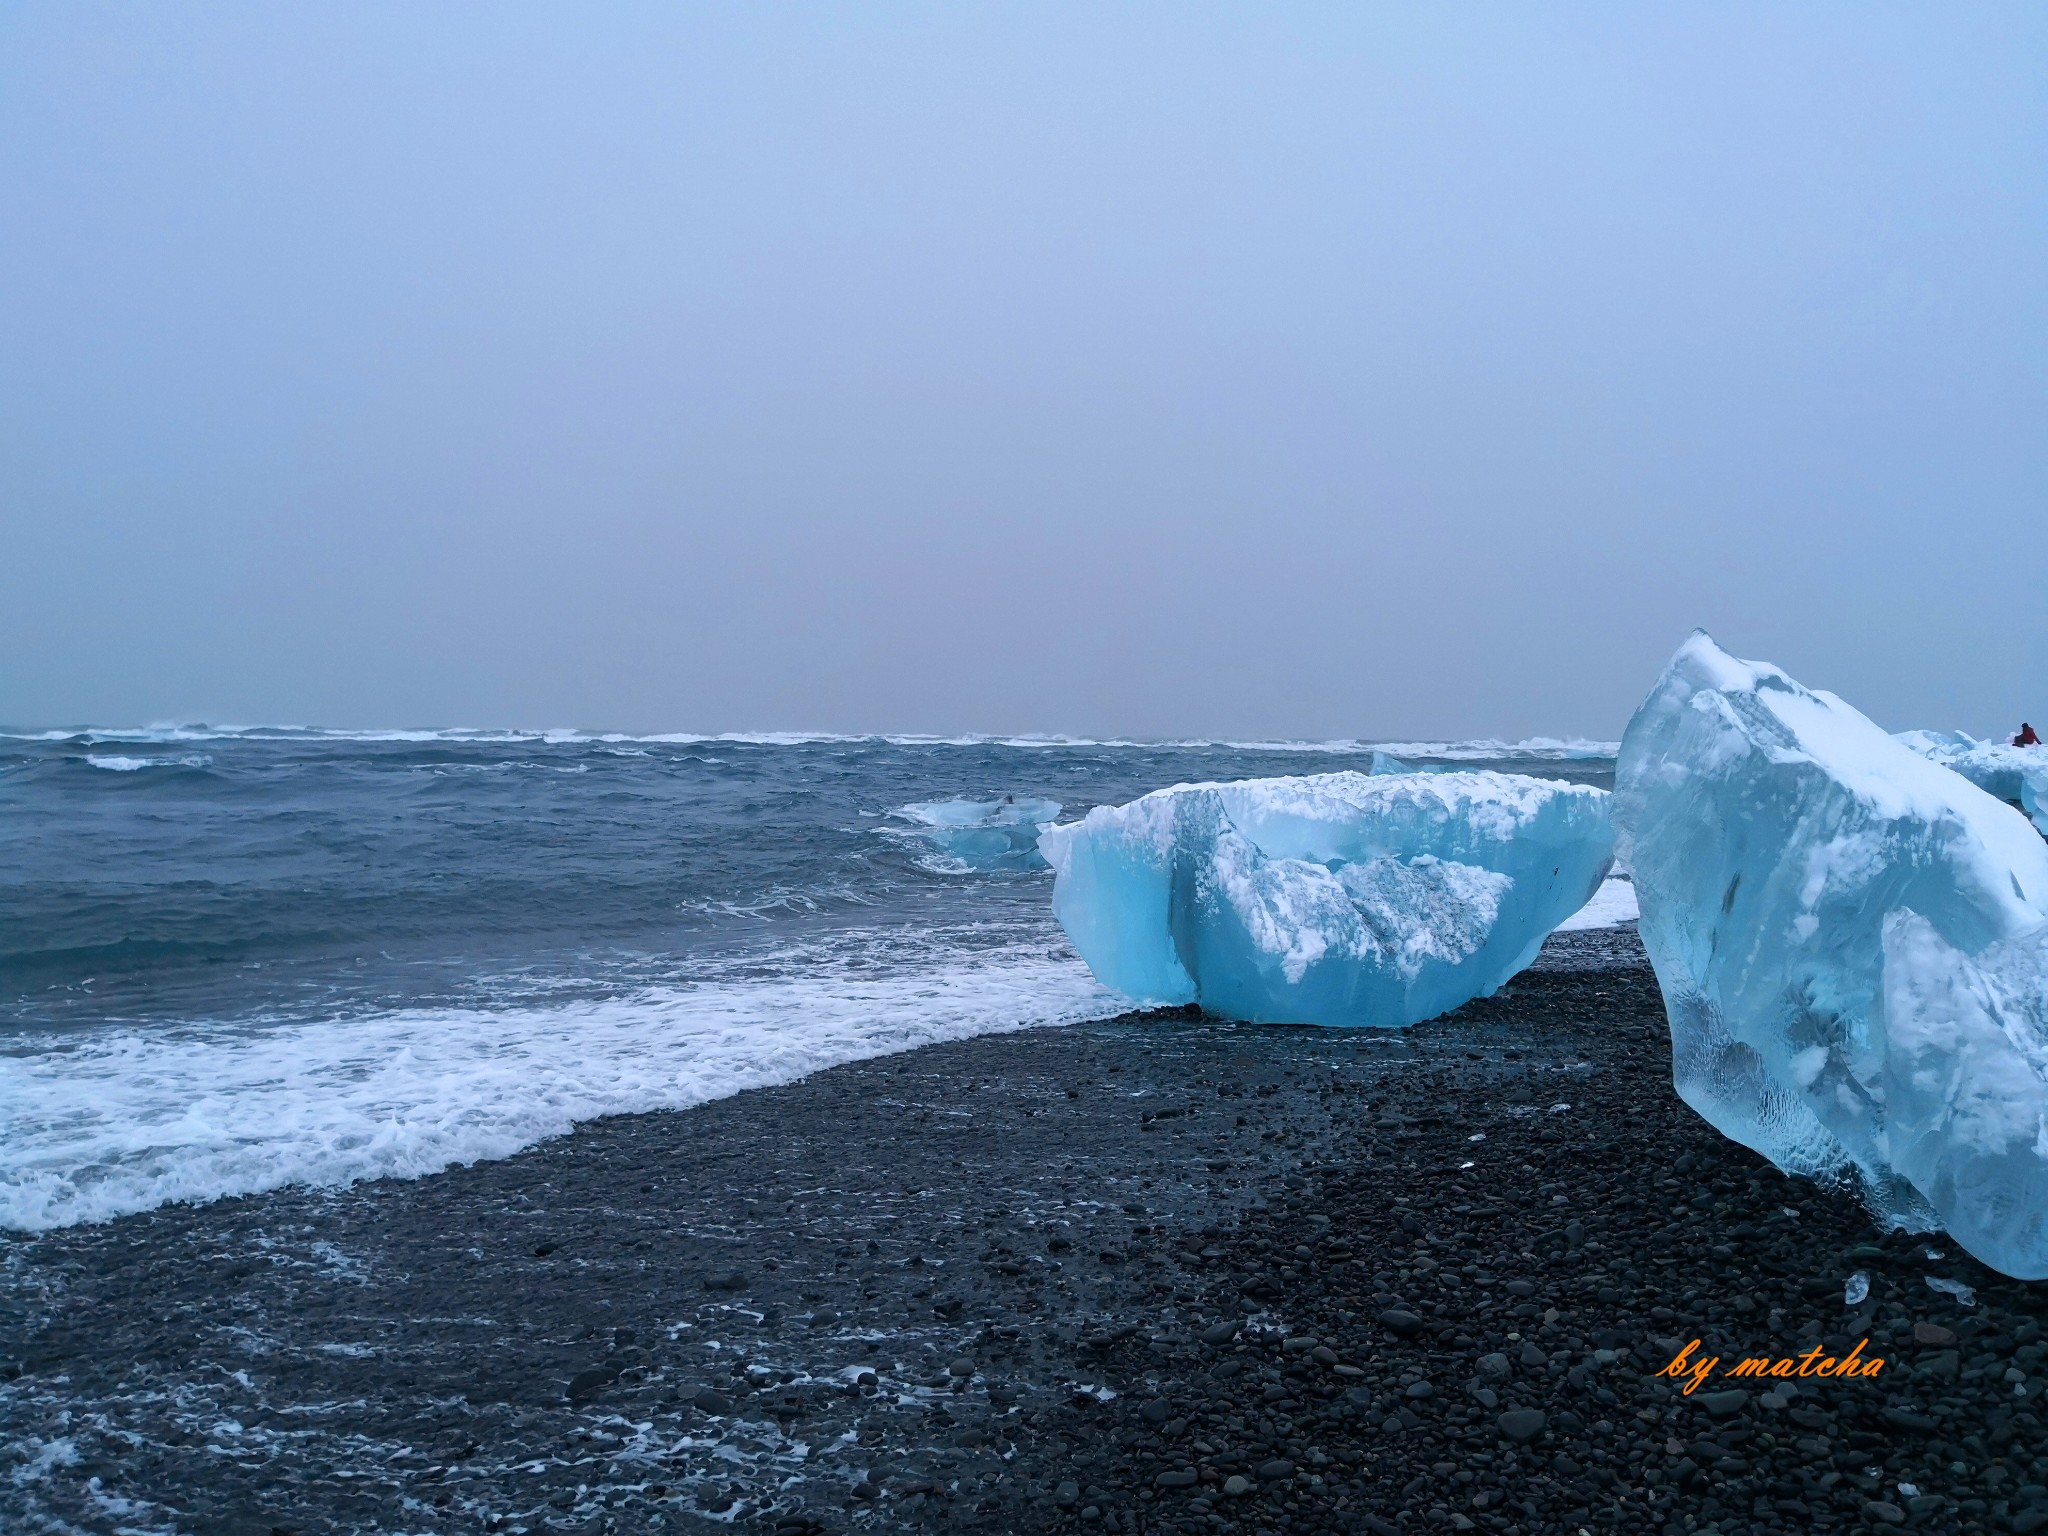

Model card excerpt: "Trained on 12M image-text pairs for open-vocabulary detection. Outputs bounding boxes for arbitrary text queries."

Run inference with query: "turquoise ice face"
[1037,769,1614,1030]
[1617,632,2048,1279]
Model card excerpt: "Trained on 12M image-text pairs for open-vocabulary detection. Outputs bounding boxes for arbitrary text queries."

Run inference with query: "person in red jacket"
[2016,722,2042,747]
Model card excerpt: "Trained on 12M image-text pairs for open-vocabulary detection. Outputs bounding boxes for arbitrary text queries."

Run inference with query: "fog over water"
[2,4,2043,737]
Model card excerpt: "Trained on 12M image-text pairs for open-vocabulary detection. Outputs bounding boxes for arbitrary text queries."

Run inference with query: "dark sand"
[3,927,2039,1536]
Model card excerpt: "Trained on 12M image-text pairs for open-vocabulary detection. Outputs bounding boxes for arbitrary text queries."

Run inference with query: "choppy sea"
[0,728,1621,1232]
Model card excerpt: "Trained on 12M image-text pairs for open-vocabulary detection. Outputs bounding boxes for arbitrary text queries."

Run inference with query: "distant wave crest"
[84,753,211,772]
[17,724,1617,758]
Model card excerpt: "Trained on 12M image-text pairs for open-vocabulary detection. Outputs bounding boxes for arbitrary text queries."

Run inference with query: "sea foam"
[0,939,1116,1232]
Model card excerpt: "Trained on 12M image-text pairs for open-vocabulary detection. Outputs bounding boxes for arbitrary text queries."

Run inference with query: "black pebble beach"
[3,926,2040,1535]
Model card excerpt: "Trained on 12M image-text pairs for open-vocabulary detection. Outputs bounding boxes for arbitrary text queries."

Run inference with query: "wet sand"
[2,926,2036,1536]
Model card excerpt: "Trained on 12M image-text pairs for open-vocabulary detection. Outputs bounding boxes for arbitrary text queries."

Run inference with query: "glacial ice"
[1615,632,2048,1278]
[893,796,1062,871]
[1895,731,2048,837]
[1037,770,1614,1029]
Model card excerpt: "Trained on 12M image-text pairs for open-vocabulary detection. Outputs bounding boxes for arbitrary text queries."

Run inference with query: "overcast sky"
[3,4,2043,740]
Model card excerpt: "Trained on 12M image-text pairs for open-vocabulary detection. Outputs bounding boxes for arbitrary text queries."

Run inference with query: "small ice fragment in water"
[1843,1271,1870,1306]
[1368,751,1463,778]
[1468,1133,1486,1142]
[1459,1160,1476,1170]
[891,796,1061,871]
[1925,1276,1977,1306]
[1898,1484,1920,1499]
[1925,1248,1945,1260]
[1549,1102,1571,1114]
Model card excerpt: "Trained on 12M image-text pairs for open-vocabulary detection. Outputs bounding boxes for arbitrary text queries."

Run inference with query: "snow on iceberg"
[1615,632,2048,1277]
[1037,771,1614,1028]
[1895,732,2048,837]
[892,796,1062,871]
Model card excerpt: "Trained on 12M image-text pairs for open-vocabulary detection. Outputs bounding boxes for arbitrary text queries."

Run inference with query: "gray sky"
[4,3,2043,740]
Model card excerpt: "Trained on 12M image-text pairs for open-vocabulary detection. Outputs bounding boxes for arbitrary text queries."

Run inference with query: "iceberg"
[1038,771,1614,1029]
[892,796,1062,871]
[1615,633,2048,1277]
[1895,732,2048,837]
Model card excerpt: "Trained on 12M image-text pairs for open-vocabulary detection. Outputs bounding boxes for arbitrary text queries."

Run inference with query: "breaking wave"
[84,753,212,772]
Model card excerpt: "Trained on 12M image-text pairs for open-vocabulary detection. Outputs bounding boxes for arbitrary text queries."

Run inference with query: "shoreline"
[3,926,2035,1536]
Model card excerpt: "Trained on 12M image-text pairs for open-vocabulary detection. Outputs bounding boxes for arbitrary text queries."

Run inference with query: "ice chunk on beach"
[1896,733,2048,837]
[1615,632,2048,1278]
[893,796,1061,871]
[1037,771,1613,1028]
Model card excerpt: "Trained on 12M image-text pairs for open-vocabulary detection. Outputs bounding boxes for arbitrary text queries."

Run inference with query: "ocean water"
[0,728,1619,1231]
